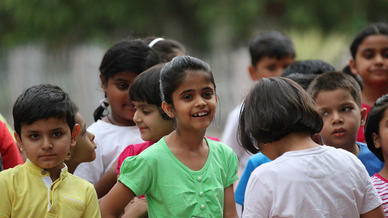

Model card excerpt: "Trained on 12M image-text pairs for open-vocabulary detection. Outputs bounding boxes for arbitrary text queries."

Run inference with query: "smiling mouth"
[192,112,209,117]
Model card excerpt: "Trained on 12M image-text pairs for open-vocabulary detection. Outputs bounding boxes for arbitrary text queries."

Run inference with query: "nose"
[133,110,142,124]
[41,137,53,150]
[374,54,384,65]
[331,111,343,125]
[195,96,206,107]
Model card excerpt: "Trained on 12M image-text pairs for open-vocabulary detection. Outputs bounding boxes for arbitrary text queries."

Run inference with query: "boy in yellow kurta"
[0,84,100,218]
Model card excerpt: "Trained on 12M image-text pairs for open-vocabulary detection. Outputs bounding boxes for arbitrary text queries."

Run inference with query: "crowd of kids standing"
[0,22,387,218]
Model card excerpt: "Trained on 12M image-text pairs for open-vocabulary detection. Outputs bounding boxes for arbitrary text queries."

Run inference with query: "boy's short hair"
[249,31,295,66]
[282,60,335,90]
[365,94,388,162]
[13,84,75,135]
[307,71,362,107]
[129,64,170,120]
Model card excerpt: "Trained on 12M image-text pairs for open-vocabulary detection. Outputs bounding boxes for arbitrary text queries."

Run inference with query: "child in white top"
[74,39,160,184]
[365,94,388,215]
[349,22,388,142]
[239,77,383,218]
[100,56,238,217]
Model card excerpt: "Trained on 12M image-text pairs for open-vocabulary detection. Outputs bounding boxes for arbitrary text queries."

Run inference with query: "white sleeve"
[359,166,382,214]
[74,144,103,184]
[242,170,271,218]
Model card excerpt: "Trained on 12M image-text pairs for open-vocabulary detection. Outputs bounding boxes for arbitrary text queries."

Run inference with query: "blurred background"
[0,0,387,137]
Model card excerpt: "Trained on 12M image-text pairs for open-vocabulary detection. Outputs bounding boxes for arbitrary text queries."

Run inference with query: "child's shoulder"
[206,137,237,158]
[66,172,95,190]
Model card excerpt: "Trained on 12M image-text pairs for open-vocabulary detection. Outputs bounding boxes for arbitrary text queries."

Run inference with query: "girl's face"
[165,70,217,131]
[350,35,388,87]
[101,71,138,126]
[133,101,174,142]
[373,108,388,160]
[73,112,96,162]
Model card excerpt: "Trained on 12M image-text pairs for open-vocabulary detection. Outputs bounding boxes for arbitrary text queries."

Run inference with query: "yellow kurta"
[0,160,100,218]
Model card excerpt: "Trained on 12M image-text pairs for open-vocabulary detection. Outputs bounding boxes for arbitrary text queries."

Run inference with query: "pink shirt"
[0,121,23,169]
[371,173,388,216]
[116,141,154,175]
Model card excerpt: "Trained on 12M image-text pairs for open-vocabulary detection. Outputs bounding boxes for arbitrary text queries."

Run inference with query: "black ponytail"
[93,99,109,121]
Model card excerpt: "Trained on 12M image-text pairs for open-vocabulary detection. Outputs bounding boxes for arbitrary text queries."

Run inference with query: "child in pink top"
[365,94,388,215]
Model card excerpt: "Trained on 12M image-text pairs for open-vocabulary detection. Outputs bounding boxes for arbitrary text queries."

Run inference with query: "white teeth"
[193,112,208,117]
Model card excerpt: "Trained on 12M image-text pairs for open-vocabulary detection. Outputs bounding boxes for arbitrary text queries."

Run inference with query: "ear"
[248,65,258,81]
[161,101,175,119]
[14,132,24,152]
[372,132,381,149]
[71,124,80,148]
[360,107,367,126]
[349,59,358,75]
[215,94,218,104]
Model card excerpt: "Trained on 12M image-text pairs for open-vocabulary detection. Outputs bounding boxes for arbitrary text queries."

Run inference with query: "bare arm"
[360,205,385,218]
[94,161,118,198]
[100,181,135,218]
[224,184,238,218]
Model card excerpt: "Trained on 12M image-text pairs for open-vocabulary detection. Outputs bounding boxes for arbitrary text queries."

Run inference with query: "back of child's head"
[94,39,160,121]
[342,65,364,90]
[249,31,295,66]
[129,64,170,120]
[239,77,323,154]
[160,55,215,105]
[281,60,335,90]
[144,37,186,62]
[308,71,362,107]
[365,94,388,162]
[13,84,75,136]
[350,22,388,59]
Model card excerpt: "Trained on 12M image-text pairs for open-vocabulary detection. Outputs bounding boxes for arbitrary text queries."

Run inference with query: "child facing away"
[365,94,388,216]
[74,39,160,184]
[100,56,239,217]
[349,22,388,143]
[308,71,383,176]
[64,102,97,173]
[222,30,295,180]
[144,37,187,62]
[234,59,334,213]
[0,84,100,217]
[240,77,384,218]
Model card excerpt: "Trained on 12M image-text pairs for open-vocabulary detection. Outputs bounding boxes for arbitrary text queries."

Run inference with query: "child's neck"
[169,128,207,151]
[343,143,360,156]
[64,159,79,174]
[378,165,388,180]
[261,132,319,160]
[362,84,388,106]
[45,163,65,181]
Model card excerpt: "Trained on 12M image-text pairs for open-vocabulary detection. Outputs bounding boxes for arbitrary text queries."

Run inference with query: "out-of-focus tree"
[0,0,386,50]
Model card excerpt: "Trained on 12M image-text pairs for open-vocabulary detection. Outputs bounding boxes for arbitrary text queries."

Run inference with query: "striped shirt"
[372,173,388,215]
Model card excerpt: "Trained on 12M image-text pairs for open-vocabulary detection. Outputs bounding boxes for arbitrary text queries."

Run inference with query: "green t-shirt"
[119,137,238,218]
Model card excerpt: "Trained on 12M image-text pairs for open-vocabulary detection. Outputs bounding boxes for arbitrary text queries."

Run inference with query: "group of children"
[0,22,387,218]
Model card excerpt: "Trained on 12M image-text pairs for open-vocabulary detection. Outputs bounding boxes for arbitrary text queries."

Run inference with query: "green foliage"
[0,0,386,50]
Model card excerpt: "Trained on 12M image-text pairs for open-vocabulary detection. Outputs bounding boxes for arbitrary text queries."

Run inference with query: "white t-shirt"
[243,146,381,218]
[221,104,252,172]
[74,120,143,184]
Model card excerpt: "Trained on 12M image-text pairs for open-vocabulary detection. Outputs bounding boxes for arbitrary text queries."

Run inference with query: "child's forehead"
[315,88,359,105]
[133,101,157,108]
[21,117,70,132]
